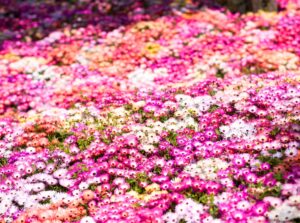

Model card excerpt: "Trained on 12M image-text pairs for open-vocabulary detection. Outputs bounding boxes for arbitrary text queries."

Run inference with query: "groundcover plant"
[0,0,300,222]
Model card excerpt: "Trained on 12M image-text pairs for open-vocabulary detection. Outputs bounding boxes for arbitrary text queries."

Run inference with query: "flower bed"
[0,1,300,222]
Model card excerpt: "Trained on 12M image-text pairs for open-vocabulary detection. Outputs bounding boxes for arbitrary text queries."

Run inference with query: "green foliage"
[184,189,219,218]
[126,178,145,194]
[153,166,162,174]
[77,135,94,150]
[136,172,150,182]
[47,130,73,143]
[274,172,284,182]
[215,128,221,136]
[258,155,282,167]
[40,198,51,204]
[102,137,112,145]
[159,115,169,123]
[0,157,8,167]
[216,69,225,79]
[268,149,277,154]
[208,89,217,96]
[71,172,79,179]
[166,131,178,146]
[88,184,98,191]
[258,186,281,200]
[208,105,219,113]
[270,127,281,137]
[124,104,133,111]
[184,190,209,204]
[158,149,172,160]
[45,185,68,192]
[169,201,177,212]
[209,204,220,218]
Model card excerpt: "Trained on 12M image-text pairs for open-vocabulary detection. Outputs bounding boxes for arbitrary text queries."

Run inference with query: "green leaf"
[208,105,219,113]
[45,185,68,192]
[0,157,8,167]
[270,127,281,137]
[77,135,95,150]
[216,69,225,79]
[153,166,162,174]
[274,172,283,182]
[40,198,51,204]
[166,131,178,146]
[258,186,281,200]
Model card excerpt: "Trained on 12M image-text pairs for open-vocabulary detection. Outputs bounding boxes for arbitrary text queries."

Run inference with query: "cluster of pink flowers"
[0,0,300,222]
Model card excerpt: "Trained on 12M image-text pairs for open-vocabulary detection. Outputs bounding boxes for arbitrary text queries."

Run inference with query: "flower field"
[0,0,300,222]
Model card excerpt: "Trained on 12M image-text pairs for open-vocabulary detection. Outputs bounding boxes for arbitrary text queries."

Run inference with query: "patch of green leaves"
[124,104,133,111]
[126,178,145,194]
[47,130,73,143]
[136,172,151,183]
[270,127,281,137]
[209,204,220,218]
[166,131,178,146]
[153,166,162,174]
[184,189,219,217]
[258,155,282,167]
[88,184,98,191]
[77,135,94,150]
[208,89,217,96]
[258,186,281,200]
[158,149,172,160]
[216,69,225,79]
[159,115,169,123]
[0,157,8,167]
[45,185,68,192]
[208,104,219,113]
[274,172,284,183]
[40,198,51,205]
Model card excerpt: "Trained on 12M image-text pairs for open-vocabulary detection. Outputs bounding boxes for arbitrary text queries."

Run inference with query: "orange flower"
[82,190,95,201]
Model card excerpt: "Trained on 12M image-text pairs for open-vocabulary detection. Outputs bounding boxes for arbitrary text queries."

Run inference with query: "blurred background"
[0,0,281,43]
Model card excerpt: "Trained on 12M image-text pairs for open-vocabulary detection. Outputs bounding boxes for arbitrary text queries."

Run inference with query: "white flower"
[59,179,75,188]
[268,203,300,222]
[32,183,45,192]
[237,200,251,211]
[184,158,229,180]
[220,119,256,140]
[285,147,298,157]
[288,195,300,205]
[53,168,68,179]
[80,216,96,223]
[78,182,89,190]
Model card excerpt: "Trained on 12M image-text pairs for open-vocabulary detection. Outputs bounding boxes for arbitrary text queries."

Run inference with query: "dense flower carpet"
[0,0,300,222]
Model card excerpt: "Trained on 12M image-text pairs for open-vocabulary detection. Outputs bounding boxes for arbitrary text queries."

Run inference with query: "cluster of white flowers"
[32,65,62,82]
[215,90,249,106]
[219,119,256,140]
[175,94,216,115]
[163,198,204,223]
[284,141,299,157]
[80,216,96,223]
[0,168,75,217]
[128,68,156,87]
[128,67,170,88]
[129,99,199,153]
[183,158,229,180]
[0,189,73,216]
[9,57,47,73]
[267,202,300,222]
